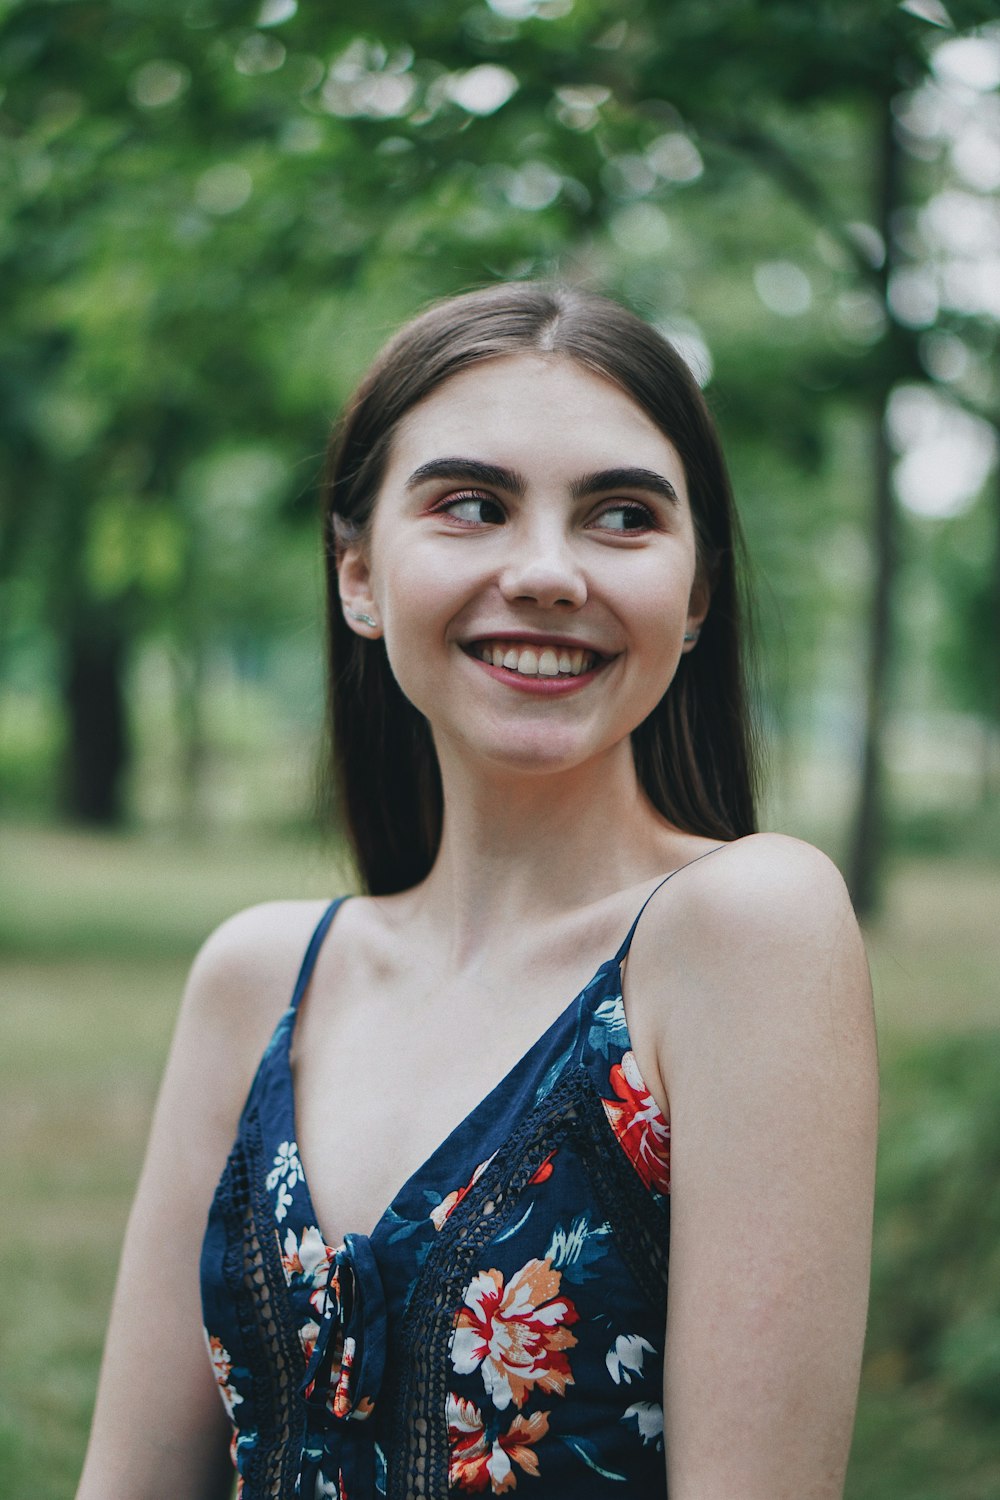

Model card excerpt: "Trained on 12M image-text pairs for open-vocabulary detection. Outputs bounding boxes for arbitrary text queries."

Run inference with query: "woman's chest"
[290,965,586,1248]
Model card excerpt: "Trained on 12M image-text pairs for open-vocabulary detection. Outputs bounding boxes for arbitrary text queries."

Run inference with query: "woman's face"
[338,353,708,779]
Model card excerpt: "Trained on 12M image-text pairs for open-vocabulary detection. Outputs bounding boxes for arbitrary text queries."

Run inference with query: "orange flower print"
[451,1259,578,1411]
[205,1332,244,1420]
[447,1393,550,1493]
[601,1050,671,1195]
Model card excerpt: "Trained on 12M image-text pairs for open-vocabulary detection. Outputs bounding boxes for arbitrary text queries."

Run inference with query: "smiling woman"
[327,285,755,896]
[77,284,877,1500]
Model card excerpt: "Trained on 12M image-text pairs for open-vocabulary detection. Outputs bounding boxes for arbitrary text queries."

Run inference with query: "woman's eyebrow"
[571,467,680,505]
[405,457,527,494]
[404,458,679,506]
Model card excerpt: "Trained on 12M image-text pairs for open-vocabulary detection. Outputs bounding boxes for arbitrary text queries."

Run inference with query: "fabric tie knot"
[301,1232,387,1427]
[298,1233,388,1497]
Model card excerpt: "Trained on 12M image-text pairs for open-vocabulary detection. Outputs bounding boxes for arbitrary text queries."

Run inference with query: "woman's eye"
[594,502,655,533]
[438,492,505,525]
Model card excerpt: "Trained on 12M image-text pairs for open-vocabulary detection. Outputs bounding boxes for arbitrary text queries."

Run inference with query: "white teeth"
[475,641,598,677]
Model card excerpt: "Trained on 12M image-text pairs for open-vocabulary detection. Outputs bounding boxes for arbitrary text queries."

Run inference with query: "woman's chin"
[440,724,627,782]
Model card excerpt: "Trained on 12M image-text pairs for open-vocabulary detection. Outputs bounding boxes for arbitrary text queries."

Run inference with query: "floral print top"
[201,874,698,1499]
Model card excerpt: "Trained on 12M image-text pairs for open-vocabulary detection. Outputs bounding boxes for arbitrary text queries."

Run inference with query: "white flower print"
[622,1400,664,1448]
[591,993,630,1049]
[281,1224,331,1286]
[266,1140,303,1221]
[606,1333,656,1385]
[545,1214,611,1278]
[266,1139,303,1192]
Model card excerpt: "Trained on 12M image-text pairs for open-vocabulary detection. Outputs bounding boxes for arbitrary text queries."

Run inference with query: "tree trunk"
[174,637,208,831]
[846,96,902,919]
[984,437,1000,807]
[847,400,895,916]
[61,611,129,824]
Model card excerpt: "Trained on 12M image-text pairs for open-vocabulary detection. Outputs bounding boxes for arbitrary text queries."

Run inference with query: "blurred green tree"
[1,0,996,910]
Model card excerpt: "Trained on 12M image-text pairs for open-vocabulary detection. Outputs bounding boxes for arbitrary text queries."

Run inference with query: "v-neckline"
[278,927,622,1252]
[270,846,729,1251]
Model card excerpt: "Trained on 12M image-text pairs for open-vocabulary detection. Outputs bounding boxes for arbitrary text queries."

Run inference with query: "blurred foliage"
[847,1030,1000,1499]
[0,0,998,884]
[869,1034,1000,1414]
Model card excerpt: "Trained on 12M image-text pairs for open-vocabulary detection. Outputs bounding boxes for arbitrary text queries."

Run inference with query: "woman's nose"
[497,524,588,610]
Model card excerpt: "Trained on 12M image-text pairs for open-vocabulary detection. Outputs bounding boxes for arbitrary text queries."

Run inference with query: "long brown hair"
[323,282,758,895]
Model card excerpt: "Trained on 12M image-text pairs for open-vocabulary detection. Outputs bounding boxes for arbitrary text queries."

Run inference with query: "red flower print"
[528,1149,557,1185]
[447,1393,550,1493]
[451,1259,578,1411]
[602,1050,671,1195]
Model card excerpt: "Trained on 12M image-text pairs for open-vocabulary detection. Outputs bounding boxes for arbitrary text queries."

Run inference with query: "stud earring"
[683,628,700,644]
[347,609,377,629]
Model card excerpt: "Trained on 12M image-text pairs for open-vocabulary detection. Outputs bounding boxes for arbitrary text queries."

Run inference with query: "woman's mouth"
[467,640,600,678]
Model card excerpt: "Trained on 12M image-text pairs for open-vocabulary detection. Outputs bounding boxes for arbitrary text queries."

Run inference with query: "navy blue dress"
[200,874,699,1498]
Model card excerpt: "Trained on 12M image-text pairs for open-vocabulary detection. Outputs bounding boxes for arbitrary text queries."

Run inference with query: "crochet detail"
[219,1109,306,1498]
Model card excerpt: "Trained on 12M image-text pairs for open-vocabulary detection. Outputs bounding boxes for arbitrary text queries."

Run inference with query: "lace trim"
[383,1064,670,1499]
[219,1107,307,1499]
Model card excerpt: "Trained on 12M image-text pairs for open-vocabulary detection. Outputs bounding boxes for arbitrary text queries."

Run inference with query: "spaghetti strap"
[288,896,350,1013]
[614,843,728,963]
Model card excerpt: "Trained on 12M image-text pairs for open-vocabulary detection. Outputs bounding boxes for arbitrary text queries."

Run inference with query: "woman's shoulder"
[187,898,335,996]
[177,898,338,1077]
[668,831,855,938]
[632,832,870,1034]
[625,835,876,1152]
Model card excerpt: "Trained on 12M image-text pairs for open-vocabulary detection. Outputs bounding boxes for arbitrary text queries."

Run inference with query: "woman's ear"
[683,569,712,652]
[337,541,382,638]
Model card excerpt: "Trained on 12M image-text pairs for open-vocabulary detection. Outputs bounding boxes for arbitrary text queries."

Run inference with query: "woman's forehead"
[384,352,688,488]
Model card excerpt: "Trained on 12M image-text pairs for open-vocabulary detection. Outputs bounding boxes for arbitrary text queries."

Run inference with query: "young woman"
[77,283,878,1500]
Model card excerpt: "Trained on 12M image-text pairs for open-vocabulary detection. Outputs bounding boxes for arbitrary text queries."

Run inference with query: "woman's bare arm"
[76,900,327,1500]
[633,835,878,1499]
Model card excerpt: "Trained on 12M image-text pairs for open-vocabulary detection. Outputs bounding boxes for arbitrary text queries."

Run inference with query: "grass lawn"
[1,823,997,1498]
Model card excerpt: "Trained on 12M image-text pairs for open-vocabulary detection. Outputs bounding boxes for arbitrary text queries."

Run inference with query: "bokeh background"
[1,0,999,1494]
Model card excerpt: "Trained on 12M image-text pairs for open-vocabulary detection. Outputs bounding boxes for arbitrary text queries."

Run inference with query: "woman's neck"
[411,739,682,964]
